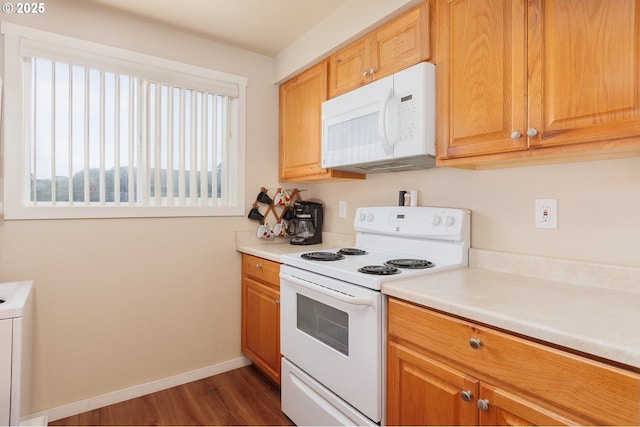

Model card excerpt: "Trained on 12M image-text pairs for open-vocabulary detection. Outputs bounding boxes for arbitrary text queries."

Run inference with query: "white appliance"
[280,206,471,426]
[0,281,33,426]
[321,62,436,174]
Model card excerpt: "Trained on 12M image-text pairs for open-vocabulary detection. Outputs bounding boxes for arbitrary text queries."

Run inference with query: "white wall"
[0,0,279,414]
[307,156,640,268]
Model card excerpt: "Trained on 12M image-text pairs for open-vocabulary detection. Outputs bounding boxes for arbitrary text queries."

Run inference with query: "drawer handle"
[460,390,473,402]
[469,338,483,350]
[256,263,263,269]
[477,399,490,411]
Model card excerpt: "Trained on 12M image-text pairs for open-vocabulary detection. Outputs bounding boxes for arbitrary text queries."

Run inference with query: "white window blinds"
[2,22,247,219]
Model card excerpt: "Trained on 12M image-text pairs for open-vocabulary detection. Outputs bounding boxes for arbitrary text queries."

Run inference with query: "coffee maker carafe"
[288,201,323,245]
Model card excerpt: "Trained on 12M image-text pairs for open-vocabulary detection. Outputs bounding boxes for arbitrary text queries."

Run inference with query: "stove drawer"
[388,298,640,425]
[243,254,280,286]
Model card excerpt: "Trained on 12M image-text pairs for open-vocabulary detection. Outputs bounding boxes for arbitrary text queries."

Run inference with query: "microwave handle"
[378,89,397,155]
[281,273,373,307]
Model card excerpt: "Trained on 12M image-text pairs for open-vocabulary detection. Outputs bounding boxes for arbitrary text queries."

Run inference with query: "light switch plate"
[339,201,347,218]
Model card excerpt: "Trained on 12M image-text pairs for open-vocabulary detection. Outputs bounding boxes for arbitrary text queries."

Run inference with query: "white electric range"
[279,206,471,426]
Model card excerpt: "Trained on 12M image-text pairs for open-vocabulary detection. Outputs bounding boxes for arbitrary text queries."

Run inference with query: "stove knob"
[358,212,366,222]
[432,215,441,225]
[445,216,455,226]
[366,213,375,222]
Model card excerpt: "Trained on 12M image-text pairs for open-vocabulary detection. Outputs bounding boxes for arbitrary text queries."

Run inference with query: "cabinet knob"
[477,399,490,411]
[460,390,473,402]
[275,299,280,305]
[256,263,263,269]
[510,130,522,139]
[469,338,483,350]
[369,67,376,75]
[527,128,538,137]
[362,70,369,77]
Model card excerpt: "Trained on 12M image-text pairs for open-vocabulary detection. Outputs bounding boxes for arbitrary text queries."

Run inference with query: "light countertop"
[383,262,640,369]
[236,233,640,370]
[236,230,355,262]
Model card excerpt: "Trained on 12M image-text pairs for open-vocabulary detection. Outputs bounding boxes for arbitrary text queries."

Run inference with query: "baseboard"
[30,356,252,422]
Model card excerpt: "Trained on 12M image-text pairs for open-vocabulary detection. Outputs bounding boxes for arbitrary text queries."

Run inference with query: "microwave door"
[321,76,394,169]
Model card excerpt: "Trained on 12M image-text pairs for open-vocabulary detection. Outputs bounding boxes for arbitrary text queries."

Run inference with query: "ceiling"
[87,0,351,57]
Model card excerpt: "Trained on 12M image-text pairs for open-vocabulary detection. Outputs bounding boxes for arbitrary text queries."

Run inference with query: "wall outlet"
[535,199,558,229]
[339,200,347,218]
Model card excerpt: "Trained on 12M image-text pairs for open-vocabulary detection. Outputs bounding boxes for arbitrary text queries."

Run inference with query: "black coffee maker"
[288,201,323,245]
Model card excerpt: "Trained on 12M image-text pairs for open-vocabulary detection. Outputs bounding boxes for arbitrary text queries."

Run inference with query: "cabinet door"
[241,277,280,385]
[437,0,528,159]
[477,383,583,426]
[328,37,373,98]
[279,62,365,182]
[387,340,479,426]
[279,61,328,181]
[374,2,431,80]
[527,0,640,148]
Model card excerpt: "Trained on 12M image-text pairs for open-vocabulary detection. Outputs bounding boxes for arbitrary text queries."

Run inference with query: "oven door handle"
[281,274,373,307]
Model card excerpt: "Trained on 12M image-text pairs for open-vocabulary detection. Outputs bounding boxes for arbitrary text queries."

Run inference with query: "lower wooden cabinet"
[241,254,281,385]
[387,297,640,426]
[387,340,479,425]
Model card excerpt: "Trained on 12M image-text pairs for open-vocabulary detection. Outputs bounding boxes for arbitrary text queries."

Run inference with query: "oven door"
[280,265,383,423]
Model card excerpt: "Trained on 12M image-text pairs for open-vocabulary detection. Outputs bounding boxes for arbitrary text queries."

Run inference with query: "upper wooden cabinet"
[279,61,364,182]
[329,1,431,98]
[278,1,431,182]
[437,0,640,168]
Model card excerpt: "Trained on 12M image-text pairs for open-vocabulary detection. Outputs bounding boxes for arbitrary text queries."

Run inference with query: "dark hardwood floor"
[50,365,294,426]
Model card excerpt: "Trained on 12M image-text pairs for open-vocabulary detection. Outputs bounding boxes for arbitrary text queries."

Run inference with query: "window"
[2,23,247,219]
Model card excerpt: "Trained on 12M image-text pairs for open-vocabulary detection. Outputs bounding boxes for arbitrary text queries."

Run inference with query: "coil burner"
[385,259,434,269]
[301,252,345,261]
[357,265,400,275]
[337,248,368,256]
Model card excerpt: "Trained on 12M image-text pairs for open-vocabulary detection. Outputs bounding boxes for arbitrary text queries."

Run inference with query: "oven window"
[296,294,349,356]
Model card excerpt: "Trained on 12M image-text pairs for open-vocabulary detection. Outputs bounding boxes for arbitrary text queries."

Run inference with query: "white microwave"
[321,62,436,174]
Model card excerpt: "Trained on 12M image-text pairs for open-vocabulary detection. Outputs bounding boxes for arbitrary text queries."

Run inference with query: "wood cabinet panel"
[437,0,640,168]
[437,0,528,158]
[328,37,371,99]
[388,298,640,425]
[387,340,478,426]
[478,383,581,426]
[279,62,364,182]
[279,62,327,181]
[374,2,430,78]
[328,1,431,98]
[527,0,640,148]
[241,254,281,385]
[243,254,280,286]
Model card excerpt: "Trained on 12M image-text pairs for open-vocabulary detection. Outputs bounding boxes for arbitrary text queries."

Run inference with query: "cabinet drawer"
[388,298,640,425]
[242,254,280,286]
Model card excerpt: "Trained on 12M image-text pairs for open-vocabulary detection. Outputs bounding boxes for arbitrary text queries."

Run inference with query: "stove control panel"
[354,206,470,241]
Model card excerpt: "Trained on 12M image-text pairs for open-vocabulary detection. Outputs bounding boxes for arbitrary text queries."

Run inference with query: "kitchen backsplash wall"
[306,156,640,268]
